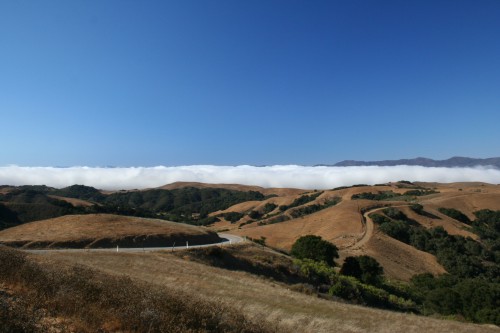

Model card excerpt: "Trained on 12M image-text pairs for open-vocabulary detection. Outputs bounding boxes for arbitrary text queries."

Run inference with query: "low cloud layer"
[0,165,499,190]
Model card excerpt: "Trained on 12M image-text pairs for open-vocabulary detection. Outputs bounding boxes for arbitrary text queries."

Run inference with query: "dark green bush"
[222,212,244,223]
[289,197,341,218]
[383,208,408,221]
[262,203,277,214]
[340,256,384,286]
[351,191,401,201]
[369,213,391,224]
[248,210,262,219]
[290,235,338,266]
[279,192,323,212]
[438,208,471,224]
[403,190,439,196]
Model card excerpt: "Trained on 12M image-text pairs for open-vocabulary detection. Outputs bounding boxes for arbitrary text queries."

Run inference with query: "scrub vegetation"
[0,246,279,333]
[0,185,268,229]
[371,208,500,324]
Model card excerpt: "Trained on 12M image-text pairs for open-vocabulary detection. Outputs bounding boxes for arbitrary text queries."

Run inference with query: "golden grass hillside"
[207,182,500,281]
[0,214,221,249]
[158,181,306,196]
[0,245,276,333]
[38,244,500,333]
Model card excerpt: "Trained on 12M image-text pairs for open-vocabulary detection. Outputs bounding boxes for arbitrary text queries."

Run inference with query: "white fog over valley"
[1,165,499,190]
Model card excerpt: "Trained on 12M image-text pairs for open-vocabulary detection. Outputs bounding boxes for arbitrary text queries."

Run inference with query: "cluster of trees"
[289,197,341,218]
[101,187,267,222]
[340,256,384,285]
[370,207,500,324]
[352,189,438,201]
[252,196,340,226]
[0,185,269,228]
[371,208,493,278]
[0,189,86,229]
[471,210,500,264]
[291,235,339,266]
[258,215,290,225]
[262,202,277,214]
[289,229,500,324]
[246,203,279,221]
[220,202,283,226]
[332,184,370,191]
[53,184,106,202]
[279,192,323,211]
[438,207,471,224]
[411,274,500,324]
[290,235,415,311]
[403,189,439,196]
[352,191,401,201]
[220,212,244,223]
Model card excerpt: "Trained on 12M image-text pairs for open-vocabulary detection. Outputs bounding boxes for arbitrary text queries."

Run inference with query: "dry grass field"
[206,182,500,281]
[47,195,95,207]
[0,214,221,248]
[0,246,276,333]
[37,244,499,333]
[2,182,500,331]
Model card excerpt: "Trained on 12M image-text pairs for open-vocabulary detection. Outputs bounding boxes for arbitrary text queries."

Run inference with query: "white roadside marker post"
[186,241,189,249]
[116,245,119,252]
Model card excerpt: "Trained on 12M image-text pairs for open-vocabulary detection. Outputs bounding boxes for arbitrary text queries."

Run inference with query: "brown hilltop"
[3,181,500,282]
[0,214,221,249]
[158,181,306,196]
[209,181,500,281]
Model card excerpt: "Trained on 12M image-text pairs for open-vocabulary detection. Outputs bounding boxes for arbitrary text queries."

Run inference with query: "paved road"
[24,233,245,254]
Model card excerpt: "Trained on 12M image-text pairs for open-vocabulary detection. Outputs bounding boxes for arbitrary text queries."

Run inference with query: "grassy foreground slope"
[0,214,221,248]
[37,244,499,333]
[0,245,276,333]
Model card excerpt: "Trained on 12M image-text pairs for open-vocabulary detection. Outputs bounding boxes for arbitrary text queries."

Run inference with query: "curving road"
[349,204,411,250]
[23,233,245,254]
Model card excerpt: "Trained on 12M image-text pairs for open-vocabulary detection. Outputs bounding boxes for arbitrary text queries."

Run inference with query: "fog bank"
[0,165,499,190]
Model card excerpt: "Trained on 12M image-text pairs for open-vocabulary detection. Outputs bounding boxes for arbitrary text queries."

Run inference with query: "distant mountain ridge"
[333,156,500,168]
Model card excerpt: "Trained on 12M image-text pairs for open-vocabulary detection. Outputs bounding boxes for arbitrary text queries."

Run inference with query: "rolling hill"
[211,182,500,277]
[1,181,500,329]
[0,214,221,248]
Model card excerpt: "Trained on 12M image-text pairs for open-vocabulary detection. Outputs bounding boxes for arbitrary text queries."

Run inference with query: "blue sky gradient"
[1,1,499,166]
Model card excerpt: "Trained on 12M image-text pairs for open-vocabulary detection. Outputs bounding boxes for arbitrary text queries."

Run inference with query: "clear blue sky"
[1,0,499,166]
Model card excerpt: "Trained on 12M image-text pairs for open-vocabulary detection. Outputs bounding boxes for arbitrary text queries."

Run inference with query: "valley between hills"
[1,181,499,332]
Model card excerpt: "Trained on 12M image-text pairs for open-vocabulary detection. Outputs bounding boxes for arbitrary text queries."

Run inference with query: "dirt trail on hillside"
[349,204,411,251]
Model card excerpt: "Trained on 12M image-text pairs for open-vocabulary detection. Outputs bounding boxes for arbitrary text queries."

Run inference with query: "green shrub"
[279,192,323,211]
[383,208,408,220]
[262,215,290,225]
[369,213,391,224]
[262,203,277,214]
[222,212,244,223]
[410,204,424,214]
[248,210,262,219]
[403,190,439,196]
[293,258,336,284]
[438,208,471,224]
[379,220,411,243]
[289,197,341,218]
[340,256,384,286]
[351,191,401,201]
[329,275,417,311]
[329,276,362,300]
[290,235,338,266]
